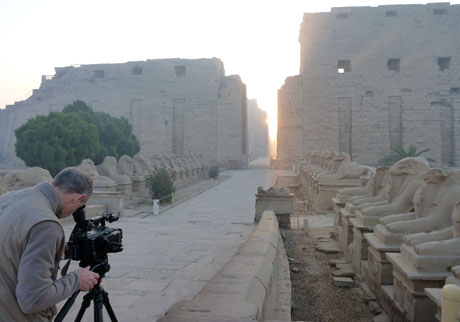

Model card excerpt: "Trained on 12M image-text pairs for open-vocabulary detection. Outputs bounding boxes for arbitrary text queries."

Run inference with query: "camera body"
[68,206,123,275]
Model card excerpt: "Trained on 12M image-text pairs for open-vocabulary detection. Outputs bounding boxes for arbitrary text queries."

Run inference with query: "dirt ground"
[282,227,375,322]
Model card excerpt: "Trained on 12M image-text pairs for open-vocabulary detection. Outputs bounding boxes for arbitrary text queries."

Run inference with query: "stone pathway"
[57,169,282,321]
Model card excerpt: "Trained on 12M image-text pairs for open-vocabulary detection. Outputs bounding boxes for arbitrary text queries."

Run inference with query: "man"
[0,167,100,321]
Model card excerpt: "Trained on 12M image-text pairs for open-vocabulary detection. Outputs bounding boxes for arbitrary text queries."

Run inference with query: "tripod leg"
[74,292,93,322]
[93,288,104,322]
[54,291,80,322]
[102,289,118,322]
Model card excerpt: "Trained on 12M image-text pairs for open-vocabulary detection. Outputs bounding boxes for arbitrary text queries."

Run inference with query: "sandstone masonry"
[247,99,269,159]
[0,58,248,168]
[278,3,460,169]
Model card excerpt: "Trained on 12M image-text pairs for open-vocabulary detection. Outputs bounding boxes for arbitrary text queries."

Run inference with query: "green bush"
[208,166,219,179]
[148,169,176,203]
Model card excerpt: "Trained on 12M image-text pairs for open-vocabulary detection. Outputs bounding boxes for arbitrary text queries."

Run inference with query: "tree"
[63,101,140,164]
[15,112,99,176]
[15,100,141,175]
[377,145,430,166]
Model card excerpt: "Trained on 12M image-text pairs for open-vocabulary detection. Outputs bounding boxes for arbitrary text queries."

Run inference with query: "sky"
[1,0,456,141]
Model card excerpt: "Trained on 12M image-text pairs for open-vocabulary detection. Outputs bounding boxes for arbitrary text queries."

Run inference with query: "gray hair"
[53,167,93,197]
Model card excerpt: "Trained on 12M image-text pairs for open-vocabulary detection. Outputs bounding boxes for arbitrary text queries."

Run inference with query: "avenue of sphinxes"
[3,3,460,322]
[274,3,460,322]
[298,151,460,322]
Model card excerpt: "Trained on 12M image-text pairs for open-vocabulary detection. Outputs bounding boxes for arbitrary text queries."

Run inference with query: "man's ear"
[75,194,87,203]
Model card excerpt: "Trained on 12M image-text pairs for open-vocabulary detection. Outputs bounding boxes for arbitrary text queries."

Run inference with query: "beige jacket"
[0,182,79,321]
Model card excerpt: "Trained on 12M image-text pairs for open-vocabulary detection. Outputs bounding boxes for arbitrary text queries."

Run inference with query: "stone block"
[333,277,354,287]
[255,194,294,224]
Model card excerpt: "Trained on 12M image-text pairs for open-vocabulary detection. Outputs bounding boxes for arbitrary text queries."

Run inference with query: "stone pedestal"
[349,218,373,275]
[332,197,346,214]
[255,192,294,229]
[88,190,124,216]
[386,253,448,322]
[116,182,132,196]
[332,197,346,238]
[132,179,145,193]
[338,208,356,259]
[365,233,400,294]
[312,178,360,212]
[424,288,442,322]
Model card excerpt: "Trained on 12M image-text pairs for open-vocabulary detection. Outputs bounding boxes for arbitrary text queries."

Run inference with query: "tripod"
[55,280,118,322]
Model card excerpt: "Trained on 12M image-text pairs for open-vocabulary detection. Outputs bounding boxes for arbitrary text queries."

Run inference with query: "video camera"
[68,206,123,276]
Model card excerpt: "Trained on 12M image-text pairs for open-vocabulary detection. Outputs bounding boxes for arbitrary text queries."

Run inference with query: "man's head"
[52,167,93,217]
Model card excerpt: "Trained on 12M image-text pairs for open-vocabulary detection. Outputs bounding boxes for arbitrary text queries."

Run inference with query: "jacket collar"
[35,182,63,218]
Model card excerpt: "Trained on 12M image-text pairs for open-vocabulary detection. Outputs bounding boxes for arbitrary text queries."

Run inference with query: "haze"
[0,0,454,140]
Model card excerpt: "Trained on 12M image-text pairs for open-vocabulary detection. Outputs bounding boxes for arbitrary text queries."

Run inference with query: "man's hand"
[74,266,100,291]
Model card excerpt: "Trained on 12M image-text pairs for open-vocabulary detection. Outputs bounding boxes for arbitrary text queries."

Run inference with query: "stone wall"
[0,58,248,169]
[247,99,269,159]
[278,3,460,169]
[157,210,291,322]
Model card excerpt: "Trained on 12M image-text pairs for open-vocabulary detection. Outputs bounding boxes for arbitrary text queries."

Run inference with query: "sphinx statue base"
[332,197,346,239]
[386,250,451,322]
[337,206,357,260]
[361,223,407,294]
[425,266,460,322]
[349,218,373,275]
[86,190,124,217]
[311,178,361,213]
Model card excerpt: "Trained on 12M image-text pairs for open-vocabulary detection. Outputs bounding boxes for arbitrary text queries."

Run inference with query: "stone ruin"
[294,148,460,322]
[0,58,248,170]
[278,3,460,170]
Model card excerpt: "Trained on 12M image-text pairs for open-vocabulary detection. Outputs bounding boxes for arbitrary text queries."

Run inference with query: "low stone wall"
[158,210,291,322]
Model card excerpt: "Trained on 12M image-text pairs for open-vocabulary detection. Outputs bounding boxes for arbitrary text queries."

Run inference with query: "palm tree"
[391,145,430,158]
[377,145,430,166]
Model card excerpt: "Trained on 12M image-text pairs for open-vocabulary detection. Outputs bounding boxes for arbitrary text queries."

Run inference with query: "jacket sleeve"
[16,221,80,314]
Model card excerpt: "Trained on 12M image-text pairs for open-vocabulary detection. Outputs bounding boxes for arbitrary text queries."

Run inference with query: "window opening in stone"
[450,88,460,95]
[131,66,143,75]
[174,66,186,76]
[364,90,374,97]
[336,13,348,19]
[93,70,105,78]
[385,10,397,17]
[433,9,446,15]
[438,57,451,71]
[337,60,351,73]
[387,59,400,72]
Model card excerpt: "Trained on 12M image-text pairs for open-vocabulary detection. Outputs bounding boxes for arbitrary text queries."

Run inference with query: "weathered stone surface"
[3,167,52,190]
[367,301,382,315]
[278,4,460,169]
[315,241,342,254]
[332,269,355,278]
[373,312,391,322]
[333,277,354,287]
[0,58,249,169]
[328,259,348,266]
